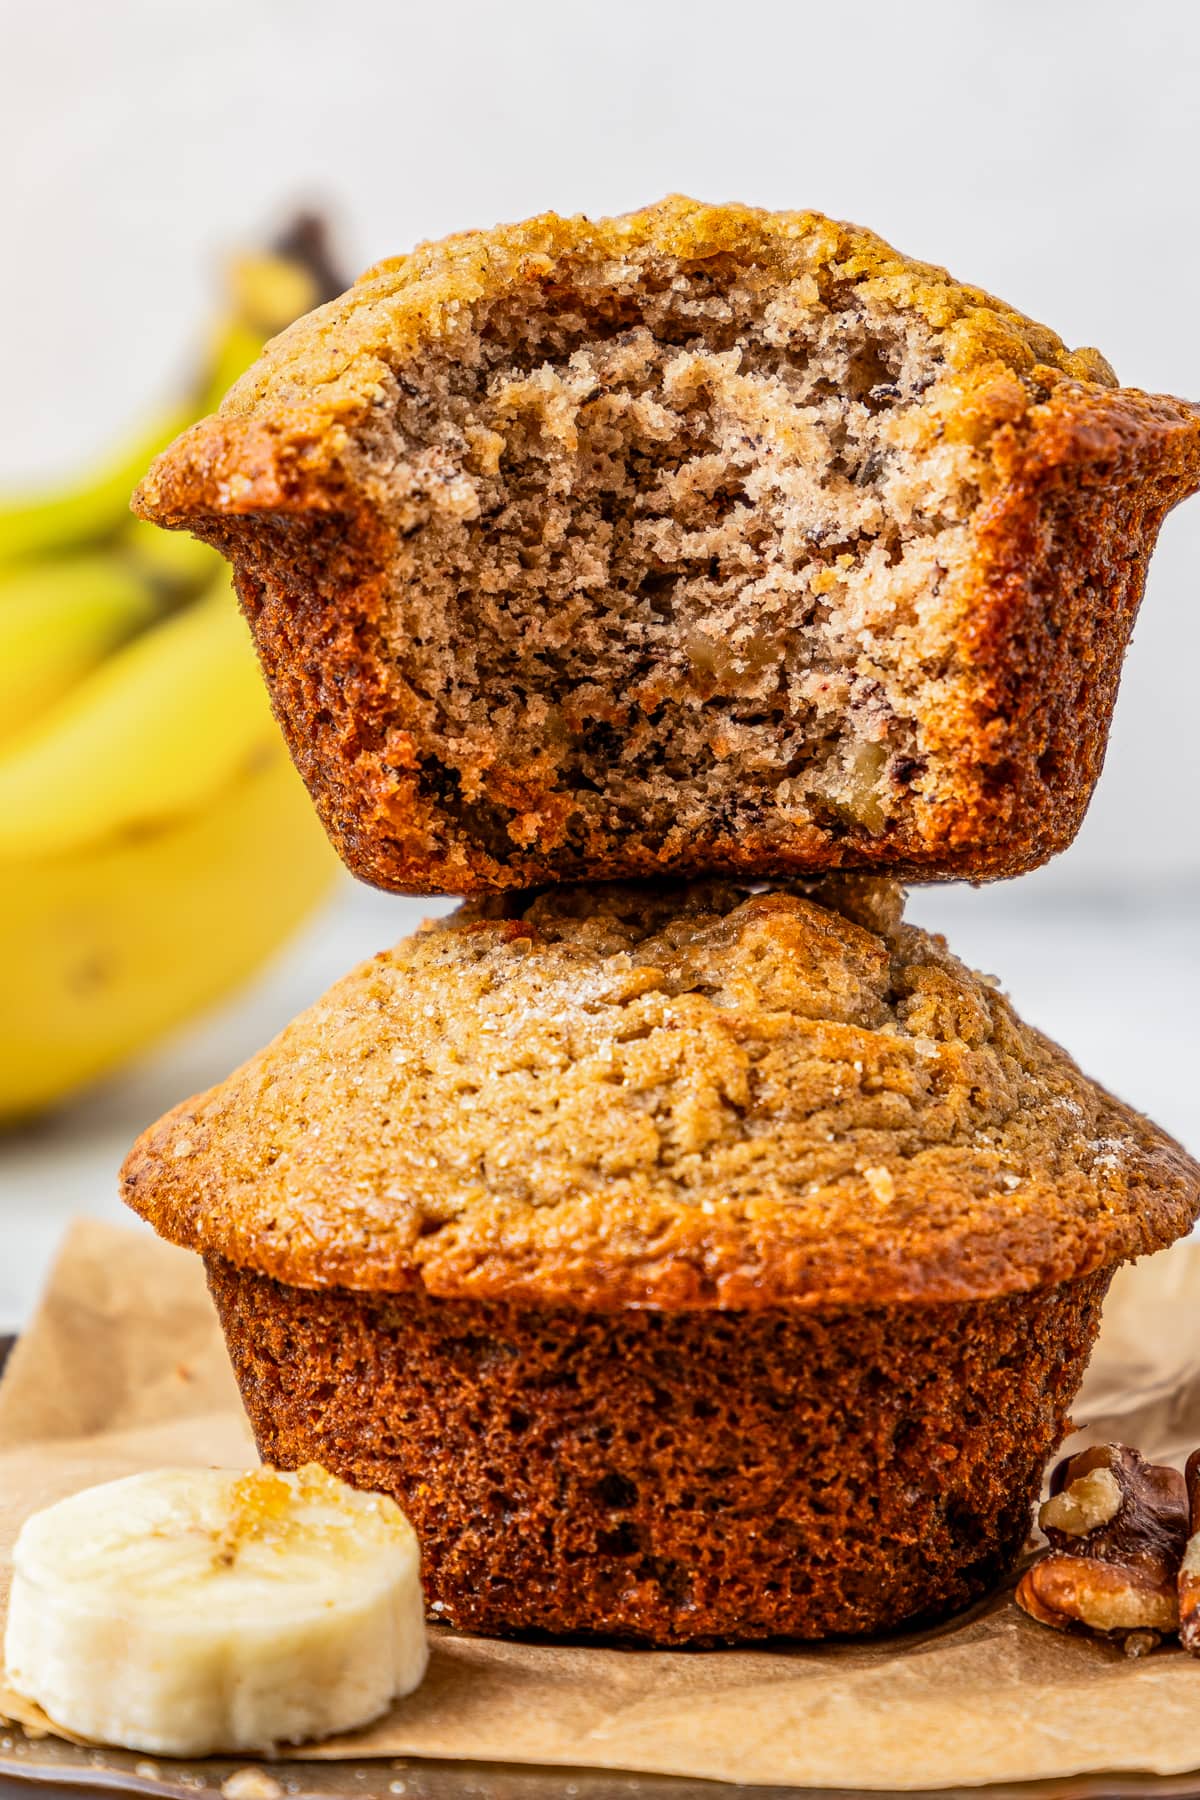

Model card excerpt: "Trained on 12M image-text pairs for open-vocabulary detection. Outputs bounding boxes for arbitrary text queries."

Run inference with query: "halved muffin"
[133,197,1200,893]
[120,879,1200,1644]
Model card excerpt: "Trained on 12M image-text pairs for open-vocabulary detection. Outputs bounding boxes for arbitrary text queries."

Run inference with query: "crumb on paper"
[221,1770,283,1800]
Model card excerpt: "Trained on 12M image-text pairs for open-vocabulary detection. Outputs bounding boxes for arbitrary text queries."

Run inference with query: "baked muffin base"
[208,1258,1112,1646]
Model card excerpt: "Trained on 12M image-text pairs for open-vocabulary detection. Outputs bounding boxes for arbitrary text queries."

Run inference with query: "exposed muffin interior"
[374,264,983,851]
[138,199,1200,889]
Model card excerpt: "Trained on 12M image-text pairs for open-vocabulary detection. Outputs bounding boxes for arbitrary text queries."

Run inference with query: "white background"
[0,0,1197,1325]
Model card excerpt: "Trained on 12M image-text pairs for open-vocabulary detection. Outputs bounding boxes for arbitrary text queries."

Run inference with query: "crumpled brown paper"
[2,1219,1200,1792]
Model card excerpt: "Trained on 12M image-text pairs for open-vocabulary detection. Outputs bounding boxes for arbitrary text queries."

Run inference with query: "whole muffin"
[133,197,1200,893]
[122,880,1200,1644]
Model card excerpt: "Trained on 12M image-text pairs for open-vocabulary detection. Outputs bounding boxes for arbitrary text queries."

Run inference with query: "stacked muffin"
[124,199,1200,1645]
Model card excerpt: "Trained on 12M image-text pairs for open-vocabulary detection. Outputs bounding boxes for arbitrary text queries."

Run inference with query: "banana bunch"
[0,220,344,1123]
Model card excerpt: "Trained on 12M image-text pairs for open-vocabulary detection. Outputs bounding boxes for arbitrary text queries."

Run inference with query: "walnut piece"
[1039,1467,1122,1538]
[1041,1444,1187,1576]
[1016,1443,1188,1654]
[1017,1553,1178,1650]
[1179,1448,1200,1655]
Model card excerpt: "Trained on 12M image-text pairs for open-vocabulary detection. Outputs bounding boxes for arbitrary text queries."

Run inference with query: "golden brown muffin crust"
[136,196,1119,503]
[121,879,1200,1308]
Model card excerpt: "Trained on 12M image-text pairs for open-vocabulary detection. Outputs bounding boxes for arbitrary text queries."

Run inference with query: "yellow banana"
[227,247,323,335]
[121,514,223,591]
[0,408,193,570]
[0,234,336,571]
[190,252,324,415]
[0,583,271,856]
[0,749,335,1123]
[0,582,337,1122]
[0,557,159,750]
[0,215,345,1120]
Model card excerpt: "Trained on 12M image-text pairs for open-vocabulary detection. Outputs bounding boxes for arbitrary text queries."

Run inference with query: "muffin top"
[122,879,1199,1310]
[132,195,1120,530]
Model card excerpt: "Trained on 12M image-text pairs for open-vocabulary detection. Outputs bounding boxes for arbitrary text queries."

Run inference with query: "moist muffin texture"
[122,879,1199,1308]
[121,881,1200,1644]
[133,197,1200,893]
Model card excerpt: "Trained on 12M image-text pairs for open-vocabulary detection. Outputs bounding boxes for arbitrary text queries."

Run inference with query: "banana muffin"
[120,879,1200,1645]
[133,197,1200,893]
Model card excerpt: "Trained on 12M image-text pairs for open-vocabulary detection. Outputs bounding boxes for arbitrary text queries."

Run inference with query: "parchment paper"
[2,1218,1199,1792]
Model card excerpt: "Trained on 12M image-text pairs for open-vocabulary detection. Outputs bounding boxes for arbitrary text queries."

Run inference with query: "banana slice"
[3,1464,428,1756]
